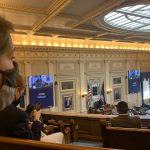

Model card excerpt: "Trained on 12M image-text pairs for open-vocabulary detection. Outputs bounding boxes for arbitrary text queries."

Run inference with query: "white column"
[24,61,32,107]
[105,60,111,104]
[79,61,87,113]
[47,61,58,111]
[137,61,142,107]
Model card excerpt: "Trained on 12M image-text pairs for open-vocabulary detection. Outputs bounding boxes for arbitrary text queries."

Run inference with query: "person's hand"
[28,121,33,129]
[33,109,41,122]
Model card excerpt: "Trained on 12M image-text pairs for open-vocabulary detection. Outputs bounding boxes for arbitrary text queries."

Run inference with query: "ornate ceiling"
[1,0,150,45]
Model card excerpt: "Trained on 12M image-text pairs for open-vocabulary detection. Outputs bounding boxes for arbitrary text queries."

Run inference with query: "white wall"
[15,46,150,111]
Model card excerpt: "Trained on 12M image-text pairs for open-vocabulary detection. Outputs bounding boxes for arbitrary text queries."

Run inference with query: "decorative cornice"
[12,34,150,52]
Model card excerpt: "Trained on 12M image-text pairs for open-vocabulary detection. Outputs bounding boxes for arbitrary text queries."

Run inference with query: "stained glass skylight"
[104,4,150,32]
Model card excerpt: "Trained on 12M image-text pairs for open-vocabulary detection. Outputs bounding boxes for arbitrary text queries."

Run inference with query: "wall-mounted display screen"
[128,70,140,94]
[128,70,140,80]
[28,75,54,108]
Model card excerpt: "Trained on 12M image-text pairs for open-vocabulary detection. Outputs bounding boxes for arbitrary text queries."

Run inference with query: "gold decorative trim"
[12,34,150,52]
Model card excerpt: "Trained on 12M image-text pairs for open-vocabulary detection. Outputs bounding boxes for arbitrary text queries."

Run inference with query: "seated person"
[26,103,64,144]
[0,73,42,140]
[98,95,106,108]
[103,104,112,115]
[15,76,64,144]
[110,101,141,128]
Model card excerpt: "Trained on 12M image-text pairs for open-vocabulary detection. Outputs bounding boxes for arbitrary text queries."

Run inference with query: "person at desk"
[98,95,106,108]
[110,101,141,128]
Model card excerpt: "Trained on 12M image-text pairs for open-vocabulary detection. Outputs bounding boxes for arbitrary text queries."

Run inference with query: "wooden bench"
[0,136,114,150]
[42,112,113,142]
[102,126,150,150]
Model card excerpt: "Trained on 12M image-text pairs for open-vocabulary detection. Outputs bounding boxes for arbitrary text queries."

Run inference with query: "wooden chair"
[102,126,150,150]
[46,119,71,144]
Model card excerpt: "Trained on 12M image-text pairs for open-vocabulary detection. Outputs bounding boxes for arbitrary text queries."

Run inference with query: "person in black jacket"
[0,103,41,140]
[0,71,42,140]
[110,101,141,128]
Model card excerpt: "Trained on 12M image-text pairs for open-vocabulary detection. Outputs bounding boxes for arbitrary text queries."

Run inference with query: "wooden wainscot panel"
[86,61,104,73]
[57,62,77,75]
[140,61,150,71]
[127,61,137,70]
[110,61,125,72]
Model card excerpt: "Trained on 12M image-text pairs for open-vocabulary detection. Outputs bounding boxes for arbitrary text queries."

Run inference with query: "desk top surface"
[42,111,150,120]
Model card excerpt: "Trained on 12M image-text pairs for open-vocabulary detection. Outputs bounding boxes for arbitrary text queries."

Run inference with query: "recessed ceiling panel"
[0,0,53,9]
[44,16,75,29]
[62,0,105,16]
[0,9,44,26]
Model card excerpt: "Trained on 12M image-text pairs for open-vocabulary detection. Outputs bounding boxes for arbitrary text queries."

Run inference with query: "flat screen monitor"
[128,70,140,94]
[28,75,54,108]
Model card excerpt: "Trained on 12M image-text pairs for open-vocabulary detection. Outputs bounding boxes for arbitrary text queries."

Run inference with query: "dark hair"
[117,101,128,114]
[0,16,14,55]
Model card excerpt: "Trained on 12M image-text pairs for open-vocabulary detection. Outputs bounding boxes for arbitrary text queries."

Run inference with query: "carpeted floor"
[72,141,103,147]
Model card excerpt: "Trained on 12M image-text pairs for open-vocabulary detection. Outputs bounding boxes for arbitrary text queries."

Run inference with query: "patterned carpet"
[72,141,103,147]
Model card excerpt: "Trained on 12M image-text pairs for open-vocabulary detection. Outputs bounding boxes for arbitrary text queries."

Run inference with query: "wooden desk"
[42,112,150,142]
[103,127,150,150]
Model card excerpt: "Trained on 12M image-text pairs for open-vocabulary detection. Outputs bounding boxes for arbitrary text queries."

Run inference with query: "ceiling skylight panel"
[127,5,145,11]
[138,18,150,24]
[105,13,123,21]
[127,15,141,21]
[116,20,131,26]
[136,10,150,16]
[112,16,126,22]
[112,16,128,24]
[104,4,150,32]
[105,12,118,18]
[142,5,150,10]
[122,22,141,28]
[137,28,150,32]
[138,25,150,30]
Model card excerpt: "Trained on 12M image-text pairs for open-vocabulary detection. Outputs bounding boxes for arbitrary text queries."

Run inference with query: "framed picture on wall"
[114,87,121,102]
[60,81,74,91]
[113,77,121,85]
[62,94,73,111]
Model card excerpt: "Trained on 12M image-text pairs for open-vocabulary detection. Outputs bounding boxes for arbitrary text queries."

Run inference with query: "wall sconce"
[81,92,88,97]
[106,89,112,94]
